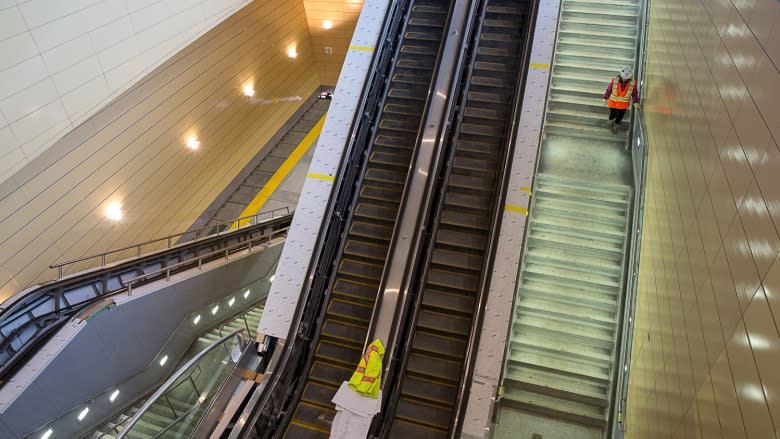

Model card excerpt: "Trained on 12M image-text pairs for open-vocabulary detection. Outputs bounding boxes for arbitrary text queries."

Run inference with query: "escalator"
[384,1,533,437]
[281,1,452,437]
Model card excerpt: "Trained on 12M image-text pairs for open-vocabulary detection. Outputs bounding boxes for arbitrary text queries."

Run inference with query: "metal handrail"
[125,225,288,294]
[50,207,290,279]
[116,330,246,439]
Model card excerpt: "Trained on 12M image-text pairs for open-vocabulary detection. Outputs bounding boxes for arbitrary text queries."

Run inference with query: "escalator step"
[480,31,514,42]
[422,288,475,314]
[431,247,483,271]
[361,185,402,203]
[384,102,423,116]
[375,134,414,150]
[350,221,393,241]
[444,191,492,210]
[388,87,427,101]
[402,376,457,406]
[327,298,373,322]
[315,340,362,367]
[354,202,398,221]
[321,319,369,344]
[301,381,338,408]
[343,240,388,261]
[365,168,406,185]
[453,155,496,173]
[449,173,495,191]
[468,90,509,103]
[310,361,354,387]
[460,121,504,138]
[333,279,378,302]
[370,150,411,167]
[427,267,480,292]
[338,259,382,281]
[409,17,445,28]
[413,331,466,359]
[435,228,486,250]
[417,309,471,336]
[464,105,506,120]
[401,45,438,56]
[394,399,452,431]
[407,352,462,383]
[455,137,500,154]
[404,31,442,43]
[487,4,525,14]
[379,117,419,133]
[440,210,490,231]
[483,18,517,28]
[291,402,335,433]
[477,46,515,57]
[389,418,447,439]
[412,4,447,14]
[285,422,330,439]
[470,75,513,88]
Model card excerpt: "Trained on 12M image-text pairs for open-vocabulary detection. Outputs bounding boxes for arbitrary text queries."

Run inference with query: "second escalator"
[385,1,534,438]
[281,1,452,437]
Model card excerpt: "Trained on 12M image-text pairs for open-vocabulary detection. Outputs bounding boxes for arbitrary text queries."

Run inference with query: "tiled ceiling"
[302,0,365,86]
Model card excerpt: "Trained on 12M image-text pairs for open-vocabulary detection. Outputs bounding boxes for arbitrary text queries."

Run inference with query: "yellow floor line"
[349,45,375,52]
[234,113,327,228]
[529,63,550,70]
[306,172,335,181]
[505,203,528,216]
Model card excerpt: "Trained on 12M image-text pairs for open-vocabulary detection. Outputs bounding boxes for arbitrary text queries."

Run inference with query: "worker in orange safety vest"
[603,66,640,134]
[347,338,384,399]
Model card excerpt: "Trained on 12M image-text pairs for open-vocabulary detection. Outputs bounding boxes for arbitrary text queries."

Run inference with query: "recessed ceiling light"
[105,201,123,221]
[243,84,255,97]
[187,136,200,150]
[323,20,333,29]
[287,47,297,58]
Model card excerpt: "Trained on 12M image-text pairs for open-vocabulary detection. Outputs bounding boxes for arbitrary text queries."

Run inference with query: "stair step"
[309,361,353,387]
[361,185,403,203]
[517,295,616,326]
[533,199,627,228]
[427,267,480,292]
[321,319,368,343]
[511,326,613,364]
[338,258,383,281]
[520,276,618,305]
[530,215,625,242]
[501,388,606,428]
[413,330,466,359]
[301,381,338,408]
[514,313,615,348]
[508,345,611,384]
[333,278,378,302]
[350,221,392,241]
[314,340,361,367]
[290,402,335,434]
[527,231,623,260]
[354,201,399,221]
[525,245,622,273]
[534,195,626,220]
[524,262,620,289]
[390,418,448,439]
[444,191,492,211]
[505,364,609,407]
[326,297,373,322]
[440,210,490,231]
[435,227,487,250]
[343,240,388,261]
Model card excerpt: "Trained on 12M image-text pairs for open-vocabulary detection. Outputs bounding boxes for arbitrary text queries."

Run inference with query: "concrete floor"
[492,406,603,439]
[539,134,632,187]
[257,142,316,214]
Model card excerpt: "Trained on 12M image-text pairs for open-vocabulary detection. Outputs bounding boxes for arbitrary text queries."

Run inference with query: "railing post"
[101,254,106,267]
[58,266,63,279]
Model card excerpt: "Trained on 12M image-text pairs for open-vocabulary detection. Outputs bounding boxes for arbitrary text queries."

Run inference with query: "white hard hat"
[620,66,633,80]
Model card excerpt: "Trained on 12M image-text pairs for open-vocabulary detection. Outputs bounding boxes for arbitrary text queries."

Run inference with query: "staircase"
[197,304,264,346]
[501,174,630,431]
[544,0,640,146]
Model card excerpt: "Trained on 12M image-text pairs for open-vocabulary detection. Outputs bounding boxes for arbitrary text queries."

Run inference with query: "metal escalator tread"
[389,0,532,435]
[285,422,330,439]
[310,361,354,387]
[402,376,457,405]
[285,1,448,436]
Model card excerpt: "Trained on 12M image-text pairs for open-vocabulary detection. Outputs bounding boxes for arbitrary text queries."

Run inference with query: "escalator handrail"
[236,1,414,435]
[447,0,541,436]
[116,329,247,439]
[48,207,291,279]
[0,214,291,385]
[366,0,479,404]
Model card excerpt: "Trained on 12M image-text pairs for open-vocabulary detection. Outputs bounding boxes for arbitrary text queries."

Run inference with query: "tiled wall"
[627,0,780,436]
[302,0,364,85]
[0,0,320,301]
[0,0,252,184]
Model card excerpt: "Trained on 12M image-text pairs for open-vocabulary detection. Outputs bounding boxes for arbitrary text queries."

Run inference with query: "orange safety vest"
[348,339,384,399]
[607,78,636,109]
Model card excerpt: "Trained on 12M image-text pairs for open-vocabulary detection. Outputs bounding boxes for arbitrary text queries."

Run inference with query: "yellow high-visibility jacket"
[348,339,385,399]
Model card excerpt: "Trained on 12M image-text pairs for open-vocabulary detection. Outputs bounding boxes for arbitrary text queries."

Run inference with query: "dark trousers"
[609,107,627,125]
